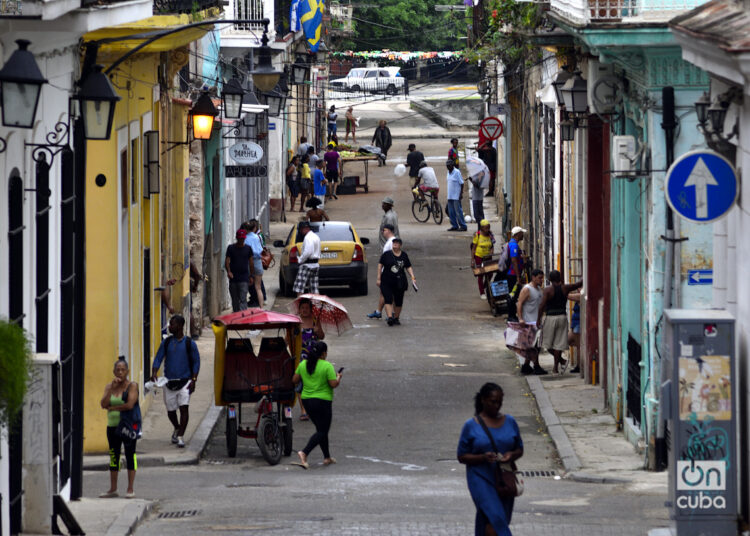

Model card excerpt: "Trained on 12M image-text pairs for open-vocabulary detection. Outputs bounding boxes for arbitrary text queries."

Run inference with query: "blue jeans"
[328,123,337,138]
[447,199,466,229]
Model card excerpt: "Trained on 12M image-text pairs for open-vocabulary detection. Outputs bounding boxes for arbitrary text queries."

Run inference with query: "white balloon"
[394,164,407,177]
[464,215,472,223]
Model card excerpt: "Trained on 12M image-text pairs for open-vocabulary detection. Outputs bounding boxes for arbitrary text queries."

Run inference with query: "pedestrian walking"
[298,136,310,157]
[468,166,489,229]
[371,120,392,166]
[99,357,141,498]
[242,220,265,310]
[406,143,425,190]
[292,341,342,468]
[151,315,200,448]
[299,154,312,211]
[327,105,338,140]
[323,143,340,200]
[377,237,416,326]
[449,137,460,167]
[293,221,321,296]
[313,159,328,208]
[446,159,467,231]
[568,290,582,373]
[345,106,357,143]
[366,223,396,320]
[286,155,301,212]
[225,229,253,312]
[505,226,526,321]
[471,220,495,299]
[458,382,523,536]
[296,298,326,421]
[516,269,547,375]
[538,270,583,374]
[307,145,320,169]
[378,196,400,250]
[478,141,498,197]
[305,197,329,222]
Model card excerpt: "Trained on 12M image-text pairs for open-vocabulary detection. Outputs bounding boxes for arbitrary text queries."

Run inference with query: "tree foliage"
[0,319,32,428]
[335,1,467,51]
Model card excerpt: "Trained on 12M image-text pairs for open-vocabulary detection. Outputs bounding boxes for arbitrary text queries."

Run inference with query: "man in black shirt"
[406,143,425,191]
[225,229,253,312]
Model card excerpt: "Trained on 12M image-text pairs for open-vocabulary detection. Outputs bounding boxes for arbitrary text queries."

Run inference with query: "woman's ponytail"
[305,341,328,376]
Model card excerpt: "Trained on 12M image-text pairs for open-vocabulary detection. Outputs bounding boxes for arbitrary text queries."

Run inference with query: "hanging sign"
[228,141,264,165]
[479,116,504,140]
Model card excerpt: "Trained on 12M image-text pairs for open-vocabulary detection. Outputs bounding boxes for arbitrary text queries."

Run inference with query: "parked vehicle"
[274,221,370,296]
[330,67,405,95]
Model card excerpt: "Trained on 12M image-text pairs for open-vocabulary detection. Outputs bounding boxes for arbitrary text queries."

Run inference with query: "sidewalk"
[70,262,283,536]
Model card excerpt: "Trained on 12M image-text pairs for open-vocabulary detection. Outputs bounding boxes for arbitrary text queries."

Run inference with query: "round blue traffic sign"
[665,150,738,223]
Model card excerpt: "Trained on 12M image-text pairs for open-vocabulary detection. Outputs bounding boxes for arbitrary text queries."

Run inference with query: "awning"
[213,308,300,330]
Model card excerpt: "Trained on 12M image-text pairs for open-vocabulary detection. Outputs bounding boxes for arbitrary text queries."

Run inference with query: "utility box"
[662,310,737,536]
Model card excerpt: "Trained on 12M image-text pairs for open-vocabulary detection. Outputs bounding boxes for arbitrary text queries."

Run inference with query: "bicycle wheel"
[257,415,283,465]
[431,199,444,224]
[411,198,430,222]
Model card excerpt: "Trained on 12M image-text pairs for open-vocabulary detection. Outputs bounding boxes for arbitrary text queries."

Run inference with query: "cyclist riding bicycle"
[414,161,439,203]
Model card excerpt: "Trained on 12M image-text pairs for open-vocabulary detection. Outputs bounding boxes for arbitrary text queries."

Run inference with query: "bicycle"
[411,189,443,224]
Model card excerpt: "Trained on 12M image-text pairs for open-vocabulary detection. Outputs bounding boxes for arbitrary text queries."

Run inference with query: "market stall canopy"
[213,308,300,330]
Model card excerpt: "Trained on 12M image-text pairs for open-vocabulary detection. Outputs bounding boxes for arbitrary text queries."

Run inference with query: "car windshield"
[348,69,365,78]
[298,222,355,242]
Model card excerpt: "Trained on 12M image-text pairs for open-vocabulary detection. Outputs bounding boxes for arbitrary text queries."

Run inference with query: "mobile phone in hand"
[338,367,344,373]
[412,280,419,292]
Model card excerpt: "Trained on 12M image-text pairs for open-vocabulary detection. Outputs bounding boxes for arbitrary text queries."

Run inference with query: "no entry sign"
[479,116,504,140]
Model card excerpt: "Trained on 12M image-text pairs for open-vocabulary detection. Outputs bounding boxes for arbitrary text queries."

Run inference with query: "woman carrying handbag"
[458,382,524,536]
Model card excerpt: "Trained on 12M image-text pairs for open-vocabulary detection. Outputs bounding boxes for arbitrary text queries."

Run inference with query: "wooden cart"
[339,154,379,193]
[472,259,510,317]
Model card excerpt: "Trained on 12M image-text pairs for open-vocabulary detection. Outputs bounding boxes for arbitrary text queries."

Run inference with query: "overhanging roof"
[670,0,750,54]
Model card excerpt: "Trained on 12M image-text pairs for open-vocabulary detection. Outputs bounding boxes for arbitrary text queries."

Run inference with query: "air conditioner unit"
[612,135,636,176]
[587,60,616,114]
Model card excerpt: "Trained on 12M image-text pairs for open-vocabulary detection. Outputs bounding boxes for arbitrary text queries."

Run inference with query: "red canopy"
[213,308,301,330]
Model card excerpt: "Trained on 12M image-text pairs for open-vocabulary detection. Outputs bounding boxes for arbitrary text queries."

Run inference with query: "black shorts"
[380,282,405,307]
[326,169,339,183]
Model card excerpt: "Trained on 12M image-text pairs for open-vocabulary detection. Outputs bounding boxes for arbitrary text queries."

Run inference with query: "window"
[365,71,377,78]
[120,149,128,210]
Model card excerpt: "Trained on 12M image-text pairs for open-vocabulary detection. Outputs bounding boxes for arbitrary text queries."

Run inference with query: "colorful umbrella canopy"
[287,294,353,336]
[213,308,300,330]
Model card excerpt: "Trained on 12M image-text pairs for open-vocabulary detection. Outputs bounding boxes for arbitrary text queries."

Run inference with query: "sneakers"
[480,294,487,300]
[533,366,549,375]
[447,227,460,232]
[570,366,580,374]
[393,317,401,325]
[171,429,179,444]
[386,316,394,326]
[367,310,382,319]
[177,436,185,448]
[520,364,533,375]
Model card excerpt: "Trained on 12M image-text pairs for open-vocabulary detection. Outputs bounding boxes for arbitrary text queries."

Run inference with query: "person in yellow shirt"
[299,154,312,212]
[470,220,495,299]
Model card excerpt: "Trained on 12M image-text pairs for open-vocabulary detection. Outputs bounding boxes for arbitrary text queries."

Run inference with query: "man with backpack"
[151,314,201,448]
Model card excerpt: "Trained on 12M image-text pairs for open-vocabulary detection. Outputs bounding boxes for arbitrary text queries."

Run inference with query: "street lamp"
[264,89,287,117]
[252,30,283,92]
[560,119,575,142]
[190,91,218,140]
[708,98,728,133]
[222,77,245,119]
[314,41,329,64]
[291,55,310,85]
[694,92,710,126]
[561,71,588,114]
[76,64,121,140]
[552,66,572,108]
[0,39,48,128]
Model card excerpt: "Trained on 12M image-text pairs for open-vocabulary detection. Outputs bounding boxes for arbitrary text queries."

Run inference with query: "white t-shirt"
[328,112,338,124]
[298,230,321,265]
[418,167,439,189]
[298,142,310,156]
[382,236,394,253]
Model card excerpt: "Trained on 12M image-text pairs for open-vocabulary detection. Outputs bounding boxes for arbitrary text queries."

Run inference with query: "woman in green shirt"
[292,342,342,468]
[99,358,140,498]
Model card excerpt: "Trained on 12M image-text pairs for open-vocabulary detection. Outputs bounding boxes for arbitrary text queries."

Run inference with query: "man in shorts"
[415,161,439,203]
[151,315,200,448]
[323,143,340,200]
[294,222,321,295]
[538,270,583,374]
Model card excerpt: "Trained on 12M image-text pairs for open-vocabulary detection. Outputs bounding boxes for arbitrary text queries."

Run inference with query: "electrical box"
[662,310,737,536]
[612,135,636,175]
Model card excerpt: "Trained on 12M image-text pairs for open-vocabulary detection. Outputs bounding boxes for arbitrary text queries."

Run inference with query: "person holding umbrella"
[295,297,325,421]
[377,237,417,326]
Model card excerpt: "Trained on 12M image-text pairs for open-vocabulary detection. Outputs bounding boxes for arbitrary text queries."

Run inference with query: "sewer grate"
[519,470,558,478]
[157,509,201,519]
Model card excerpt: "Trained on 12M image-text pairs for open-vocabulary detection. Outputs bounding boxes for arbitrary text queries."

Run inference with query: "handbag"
[261,246,275,270]
[116,384,143,442]
[475,415,524,499]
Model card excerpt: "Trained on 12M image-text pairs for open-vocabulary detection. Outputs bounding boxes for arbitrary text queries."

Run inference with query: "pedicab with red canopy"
[212,308,302,465]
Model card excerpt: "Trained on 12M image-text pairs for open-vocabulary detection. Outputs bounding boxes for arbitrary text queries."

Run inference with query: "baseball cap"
[236,229,247,240]
[382,196,395,205]
[511,226,527,235]
[480,219,490,227]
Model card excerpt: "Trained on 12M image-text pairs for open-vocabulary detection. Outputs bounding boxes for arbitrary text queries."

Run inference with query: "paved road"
[112,137,670,535]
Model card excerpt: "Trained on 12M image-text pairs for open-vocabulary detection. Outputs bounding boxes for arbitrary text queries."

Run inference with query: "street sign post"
[687,269,713,286]
[479,116,503,140]
[665,150,738,223]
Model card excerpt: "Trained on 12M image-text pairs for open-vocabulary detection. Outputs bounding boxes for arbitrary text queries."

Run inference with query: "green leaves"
[0,319,32,427]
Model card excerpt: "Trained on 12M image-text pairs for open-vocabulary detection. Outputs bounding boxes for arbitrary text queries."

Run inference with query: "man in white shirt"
[416,162,439,202]
[293,222,321,296]
[367,224,395,320]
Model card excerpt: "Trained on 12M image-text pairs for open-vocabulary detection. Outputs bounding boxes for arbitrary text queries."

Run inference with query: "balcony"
[550,0,709,25]
[0,0,151,23]
[153,0,223,14]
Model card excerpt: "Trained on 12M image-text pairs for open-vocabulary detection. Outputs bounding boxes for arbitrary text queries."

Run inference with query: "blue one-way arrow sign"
[687,269,713,285]
[665,150,738,223]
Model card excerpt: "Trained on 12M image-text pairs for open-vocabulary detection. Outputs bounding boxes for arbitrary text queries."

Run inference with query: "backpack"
[116,383,142,441]
[498,243,511,274]
[164,336,196,390]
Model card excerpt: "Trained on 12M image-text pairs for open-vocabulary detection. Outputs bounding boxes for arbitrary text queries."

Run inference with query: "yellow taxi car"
[273,221,370,296]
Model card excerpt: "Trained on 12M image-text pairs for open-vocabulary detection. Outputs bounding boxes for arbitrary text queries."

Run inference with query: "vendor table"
[339,155,378,193]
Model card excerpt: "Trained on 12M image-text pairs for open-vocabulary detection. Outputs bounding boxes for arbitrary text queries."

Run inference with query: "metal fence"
[551,0,708,22]
[327,79,409,102]
[233,0,264,30]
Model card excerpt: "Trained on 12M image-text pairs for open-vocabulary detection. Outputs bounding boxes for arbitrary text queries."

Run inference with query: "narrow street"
[107,125,671,535]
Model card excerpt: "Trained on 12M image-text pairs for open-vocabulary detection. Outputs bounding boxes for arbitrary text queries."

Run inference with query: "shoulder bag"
[116,383,143,442]
[261,246,275,269]
[475,415,524,499]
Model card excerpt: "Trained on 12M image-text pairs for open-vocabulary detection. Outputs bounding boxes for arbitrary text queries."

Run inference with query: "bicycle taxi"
[212,308,302,465]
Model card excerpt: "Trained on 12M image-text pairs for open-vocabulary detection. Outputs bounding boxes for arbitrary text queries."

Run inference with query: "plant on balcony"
[0,319,33,428]
[466,0,544,69]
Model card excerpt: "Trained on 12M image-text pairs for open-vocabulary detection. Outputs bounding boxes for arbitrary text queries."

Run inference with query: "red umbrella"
[287,294,353,335]
[213,308,301,330]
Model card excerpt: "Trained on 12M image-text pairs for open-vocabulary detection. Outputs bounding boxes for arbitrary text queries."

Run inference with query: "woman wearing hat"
[471,220,495,300]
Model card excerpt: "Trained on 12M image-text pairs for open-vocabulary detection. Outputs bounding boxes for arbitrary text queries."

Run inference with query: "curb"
[525,376,583,473]
[566,471,630,484]
[105,500,153,536]
[409,99,478,130]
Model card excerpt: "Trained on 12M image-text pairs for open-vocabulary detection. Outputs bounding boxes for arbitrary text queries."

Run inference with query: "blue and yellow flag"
[297,0,325,52]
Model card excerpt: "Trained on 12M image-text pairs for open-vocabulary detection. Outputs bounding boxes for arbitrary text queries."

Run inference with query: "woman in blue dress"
[458,383,524,536]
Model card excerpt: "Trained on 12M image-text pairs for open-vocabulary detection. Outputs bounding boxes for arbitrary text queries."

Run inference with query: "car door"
[363,70,378,91]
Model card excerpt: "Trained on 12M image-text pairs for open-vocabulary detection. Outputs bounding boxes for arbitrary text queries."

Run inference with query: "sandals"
[299,413,309,421]
[293,452,309,469]
[323,458,337,466]
[99,491,118,498]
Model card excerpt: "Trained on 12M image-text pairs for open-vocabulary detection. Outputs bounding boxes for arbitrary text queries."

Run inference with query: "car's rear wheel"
[350,84,361,93]
[386,84,396,95]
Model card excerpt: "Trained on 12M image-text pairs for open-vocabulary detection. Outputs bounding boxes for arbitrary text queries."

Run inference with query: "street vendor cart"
[339,154,378,192]
[472,256,510,317]
[212,308,302,465]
